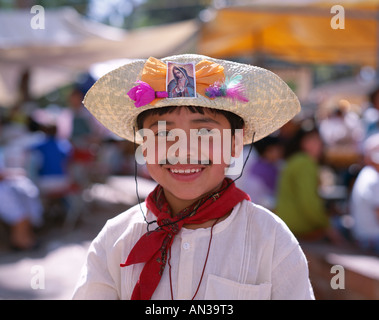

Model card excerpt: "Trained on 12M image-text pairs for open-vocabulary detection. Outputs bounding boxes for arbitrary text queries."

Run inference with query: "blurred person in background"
[0,167,43,250]
[318,100,363,151]
[363,86,379,139]
[0,112,44,250]
[349,133,379,254]
[237,136,283,211]
[0,121,43,250]
[69,88,93,148]
[67,88,97,187]
[318,100,364,195]
[275,121,344,244]
[67,86,117,185]
[29,122,73,196]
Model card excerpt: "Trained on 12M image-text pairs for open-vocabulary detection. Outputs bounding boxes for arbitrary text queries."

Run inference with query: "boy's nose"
[165,130,210,165]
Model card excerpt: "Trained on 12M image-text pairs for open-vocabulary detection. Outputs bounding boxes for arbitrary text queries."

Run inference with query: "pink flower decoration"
[127,81,155,108]
[127,80,168,108]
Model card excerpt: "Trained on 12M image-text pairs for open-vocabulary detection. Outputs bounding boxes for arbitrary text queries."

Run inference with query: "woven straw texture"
[84,54,300,144]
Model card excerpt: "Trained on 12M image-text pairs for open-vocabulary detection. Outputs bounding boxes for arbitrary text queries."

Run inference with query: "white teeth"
[170,168,202,174]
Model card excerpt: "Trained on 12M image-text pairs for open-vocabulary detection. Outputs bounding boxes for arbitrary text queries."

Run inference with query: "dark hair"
[283,123,320,159]
[41,123,58,136]
[136,106,244,135]
[369,85,379,105]
[253,136,281,156]
[172,66,191,85]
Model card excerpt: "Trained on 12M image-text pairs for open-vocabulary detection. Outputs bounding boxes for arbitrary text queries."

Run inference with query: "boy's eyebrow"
[148,121,175,129]
[190,117,221,125]
[147,117,221,129]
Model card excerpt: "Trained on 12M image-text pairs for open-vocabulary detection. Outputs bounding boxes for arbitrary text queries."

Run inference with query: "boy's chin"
[165,183,223,203]
[169,190,206,202]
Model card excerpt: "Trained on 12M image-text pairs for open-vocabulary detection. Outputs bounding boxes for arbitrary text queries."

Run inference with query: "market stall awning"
[0,7,199,106]
[198,0,379,66]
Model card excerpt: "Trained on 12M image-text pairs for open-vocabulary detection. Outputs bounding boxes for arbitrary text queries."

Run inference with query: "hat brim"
[83,54,300,144]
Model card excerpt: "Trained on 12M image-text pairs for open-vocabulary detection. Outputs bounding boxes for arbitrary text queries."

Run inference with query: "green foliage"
[0,0,89,14]
[132,1,208,29]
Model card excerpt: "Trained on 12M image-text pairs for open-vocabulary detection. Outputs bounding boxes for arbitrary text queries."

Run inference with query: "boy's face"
[141,107,237,209]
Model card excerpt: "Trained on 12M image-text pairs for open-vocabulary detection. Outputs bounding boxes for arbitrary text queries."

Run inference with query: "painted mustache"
[158,157,212,166]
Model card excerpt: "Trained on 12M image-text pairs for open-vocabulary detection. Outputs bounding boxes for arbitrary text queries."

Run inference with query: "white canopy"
[0,7,199,106]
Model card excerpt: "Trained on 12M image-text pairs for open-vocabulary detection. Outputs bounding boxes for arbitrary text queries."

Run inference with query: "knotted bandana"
[120,178,250,300]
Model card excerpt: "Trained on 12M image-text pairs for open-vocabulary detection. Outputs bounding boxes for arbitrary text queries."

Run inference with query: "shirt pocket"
[204,274,272,300]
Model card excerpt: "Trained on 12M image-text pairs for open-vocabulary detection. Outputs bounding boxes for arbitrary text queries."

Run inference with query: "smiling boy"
[137,106,242,214]
[72,54,314,300]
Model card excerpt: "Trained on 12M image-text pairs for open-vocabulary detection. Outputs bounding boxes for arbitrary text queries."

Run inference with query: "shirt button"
[183,242,190,250]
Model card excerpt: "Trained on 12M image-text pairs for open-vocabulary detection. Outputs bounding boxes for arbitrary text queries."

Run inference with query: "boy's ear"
[231,128,244,158]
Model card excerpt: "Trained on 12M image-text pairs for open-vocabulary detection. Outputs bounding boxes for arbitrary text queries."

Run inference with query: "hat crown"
[84,54,300,144]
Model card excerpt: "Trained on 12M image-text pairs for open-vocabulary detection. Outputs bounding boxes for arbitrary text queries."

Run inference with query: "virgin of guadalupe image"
[167,64,195,98]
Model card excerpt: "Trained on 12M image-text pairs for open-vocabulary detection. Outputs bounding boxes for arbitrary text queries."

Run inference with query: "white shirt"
[350,165,379,239]
[72,200,314,300]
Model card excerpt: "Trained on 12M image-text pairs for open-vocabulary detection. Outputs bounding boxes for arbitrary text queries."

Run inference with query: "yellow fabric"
[195,59,225,96]
[141,57,167,93]
[140,56,225,105]
[198,1,379,66]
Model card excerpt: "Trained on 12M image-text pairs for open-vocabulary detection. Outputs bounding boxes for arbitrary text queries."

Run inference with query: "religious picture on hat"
[166,61,196,98]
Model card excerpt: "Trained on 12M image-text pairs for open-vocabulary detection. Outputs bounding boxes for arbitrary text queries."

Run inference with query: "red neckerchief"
[120,178,250,300]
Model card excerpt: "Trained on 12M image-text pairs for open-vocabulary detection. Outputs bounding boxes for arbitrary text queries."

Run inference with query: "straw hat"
[83,54,300,144]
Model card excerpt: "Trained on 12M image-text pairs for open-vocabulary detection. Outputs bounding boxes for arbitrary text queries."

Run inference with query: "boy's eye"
[196,128,212,135]
[156,130,172,137]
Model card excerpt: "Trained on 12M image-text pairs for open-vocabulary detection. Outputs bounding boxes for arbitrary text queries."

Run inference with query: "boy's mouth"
[169,168,203,174]
[163,165,207,181]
